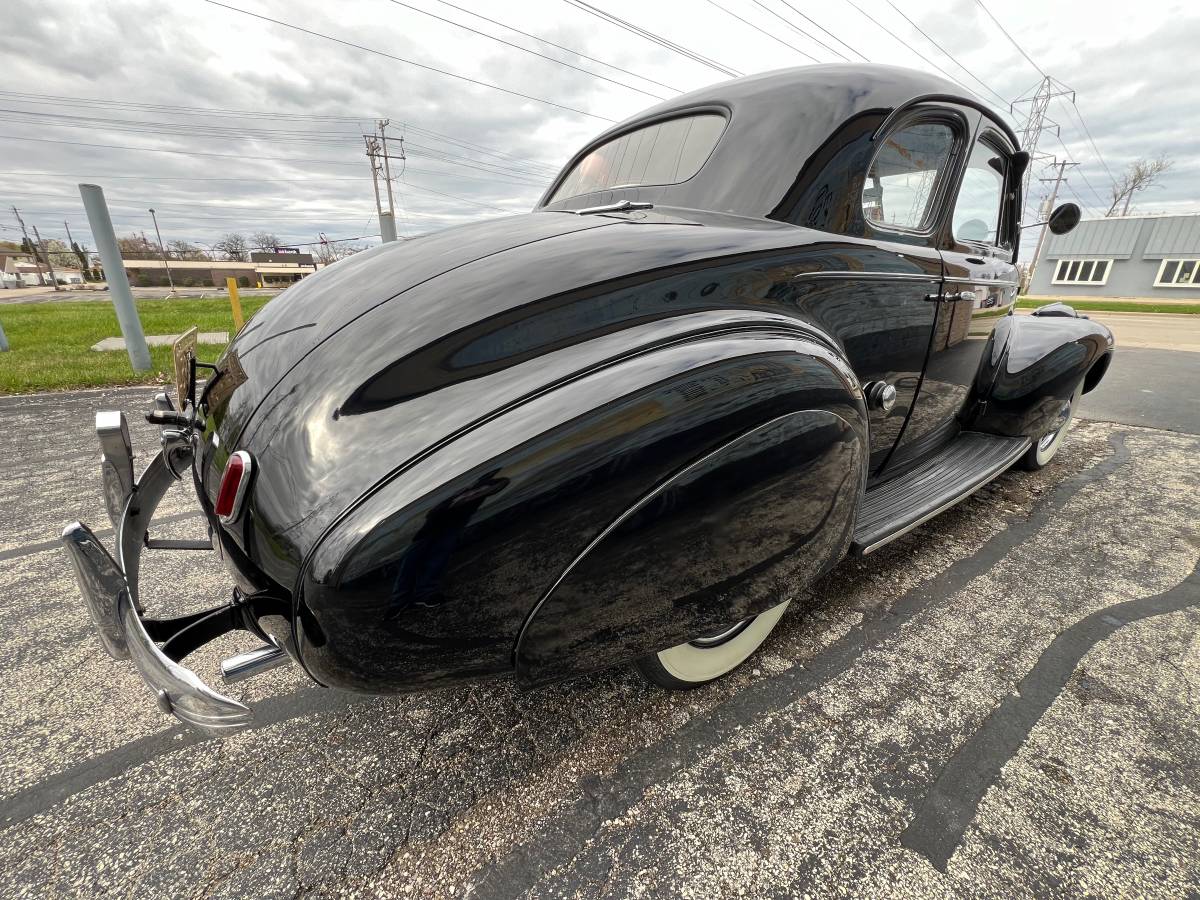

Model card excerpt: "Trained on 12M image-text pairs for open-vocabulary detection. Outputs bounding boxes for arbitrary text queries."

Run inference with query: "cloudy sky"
[2,0,1196,257]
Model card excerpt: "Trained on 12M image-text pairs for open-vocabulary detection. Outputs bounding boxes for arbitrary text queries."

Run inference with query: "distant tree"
[249,231,280,252]
[71,241,89,272]
[116,233,158,258]
[166,239,208,261]
[1106,154,1173,217]
[43,238,78,270]
[214,232,248,261]
[313,240,366,266]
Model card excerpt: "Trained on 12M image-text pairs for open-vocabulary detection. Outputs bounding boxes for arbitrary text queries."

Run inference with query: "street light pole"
[148,208,176,295]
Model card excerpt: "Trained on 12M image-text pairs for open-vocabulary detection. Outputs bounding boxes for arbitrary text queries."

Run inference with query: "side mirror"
[1048,202,1081,235]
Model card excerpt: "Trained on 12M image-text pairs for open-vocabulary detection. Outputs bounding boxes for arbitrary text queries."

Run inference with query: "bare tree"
[1106,154,1173,217]
[313,240,366,266]
[249,231,281,252]
[116,233,158,258]
[166,239,208,261]
[41,238,79,270]
[214,232,248,261]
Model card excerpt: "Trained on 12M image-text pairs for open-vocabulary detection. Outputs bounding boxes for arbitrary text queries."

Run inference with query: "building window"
[1154,259,1200,287]
[1052,258,1111,285]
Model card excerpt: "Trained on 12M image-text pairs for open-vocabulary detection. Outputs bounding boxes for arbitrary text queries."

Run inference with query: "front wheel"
[635,600,790,689]
[1019,382,1084,471]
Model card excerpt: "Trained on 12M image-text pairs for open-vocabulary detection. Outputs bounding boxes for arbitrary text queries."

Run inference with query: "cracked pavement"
[0,382,1197,899]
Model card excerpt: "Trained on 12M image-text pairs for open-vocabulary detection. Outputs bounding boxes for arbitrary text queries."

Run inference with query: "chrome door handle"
[924,290,978,302]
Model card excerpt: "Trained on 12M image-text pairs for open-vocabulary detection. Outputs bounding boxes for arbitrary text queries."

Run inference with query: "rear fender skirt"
[966,314,1114,439]
[514,406,864,687]
[294,332,865,693]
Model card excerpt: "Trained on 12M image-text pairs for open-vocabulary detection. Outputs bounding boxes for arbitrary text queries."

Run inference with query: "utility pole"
[31,225,62,291]
[11,206,47,287]
[147,208,176,295]
[63,219,85,282]
[364,122,401,243]
[1028,159,1077,288]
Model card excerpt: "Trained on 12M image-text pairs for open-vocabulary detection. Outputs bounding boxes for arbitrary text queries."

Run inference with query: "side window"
[953,139,1007,246]
[862,122,955,231]
[548,113,727,204]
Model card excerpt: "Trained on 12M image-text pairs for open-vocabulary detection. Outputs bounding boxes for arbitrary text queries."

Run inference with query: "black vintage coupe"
[64,65,1113,736]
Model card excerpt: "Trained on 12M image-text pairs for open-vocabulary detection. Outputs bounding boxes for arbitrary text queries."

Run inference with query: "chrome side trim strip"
[792,271,939,284]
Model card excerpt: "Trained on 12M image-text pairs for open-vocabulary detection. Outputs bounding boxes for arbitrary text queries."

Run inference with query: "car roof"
[539,64,1012,223]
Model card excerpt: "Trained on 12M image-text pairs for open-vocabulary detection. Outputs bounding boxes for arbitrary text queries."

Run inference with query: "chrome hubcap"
[1038,398,1073,453]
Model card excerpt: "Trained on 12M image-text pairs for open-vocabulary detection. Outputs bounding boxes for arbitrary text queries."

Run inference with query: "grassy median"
[1017,298,1200,314]
[0,297,271,394]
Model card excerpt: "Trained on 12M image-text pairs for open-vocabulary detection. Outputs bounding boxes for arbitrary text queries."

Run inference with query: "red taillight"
[215,450,253,523]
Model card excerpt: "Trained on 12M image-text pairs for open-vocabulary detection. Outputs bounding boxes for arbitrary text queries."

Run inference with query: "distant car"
[64,65,1112,736]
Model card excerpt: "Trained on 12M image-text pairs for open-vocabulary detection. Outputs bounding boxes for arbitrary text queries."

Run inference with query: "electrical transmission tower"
[1010,76,1076,219]
[364,120,405,243]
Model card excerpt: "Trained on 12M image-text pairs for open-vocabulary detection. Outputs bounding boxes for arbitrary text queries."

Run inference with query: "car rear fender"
[295,329,866,693]
[967,312,1114,439]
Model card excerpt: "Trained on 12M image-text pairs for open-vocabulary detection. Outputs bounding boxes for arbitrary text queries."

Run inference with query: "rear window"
[548,113,726,204]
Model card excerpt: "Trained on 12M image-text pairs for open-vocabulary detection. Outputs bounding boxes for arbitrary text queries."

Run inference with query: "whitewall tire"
[635,600,790,689]
[1019,382,1083,471]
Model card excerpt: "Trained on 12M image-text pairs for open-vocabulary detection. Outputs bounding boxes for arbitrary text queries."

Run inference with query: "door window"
[953,139,1007,247]
[862,122,955,231]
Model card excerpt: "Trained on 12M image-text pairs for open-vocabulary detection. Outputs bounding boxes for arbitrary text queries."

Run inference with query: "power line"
[972,0,1044,77]
[883,1,1009,107]
[1058,99,1116,183]
[748,0,848,61]
[775,0,868,61]
[0,135,547,186]
[0,88,561,173]
[385,0,666,100]
[431,0,681,93]
[562,0,743,77]
[702,0,820,63]
[203,0,615,123]
[840,0,961,85]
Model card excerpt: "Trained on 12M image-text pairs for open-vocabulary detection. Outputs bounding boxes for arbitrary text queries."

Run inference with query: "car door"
[880,120,1020,473]
[848,113,963,475]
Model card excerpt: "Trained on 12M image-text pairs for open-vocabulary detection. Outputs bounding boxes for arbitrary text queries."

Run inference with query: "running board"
[852,432,1029,555]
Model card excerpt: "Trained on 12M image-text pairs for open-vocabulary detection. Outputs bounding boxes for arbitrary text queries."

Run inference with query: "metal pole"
[378,120,398,235]
[0,320,8,352]
[225,276,245,330]
[63,219,85,282]
[11,206,46,287]
[31,225,62,291]
[1029,160,1075,290]
[79,183,151,371]
[148,208,175,295]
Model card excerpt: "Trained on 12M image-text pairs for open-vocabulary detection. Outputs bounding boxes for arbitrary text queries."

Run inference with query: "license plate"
[173,326,198,408]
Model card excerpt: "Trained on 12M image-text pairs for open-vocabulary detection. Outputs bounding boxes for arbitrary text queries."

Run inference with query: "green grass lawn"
[1017,298,1200,315]
[0,297,271,394]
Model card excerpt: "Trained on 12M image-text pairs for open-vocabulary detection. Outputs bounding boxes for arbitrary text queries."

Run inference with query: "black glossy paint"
[191,64,1112,695]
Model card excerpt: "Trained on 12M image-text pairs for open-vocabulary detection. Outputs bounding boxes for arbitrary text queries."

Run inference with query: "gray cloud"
[0,0,1194,256]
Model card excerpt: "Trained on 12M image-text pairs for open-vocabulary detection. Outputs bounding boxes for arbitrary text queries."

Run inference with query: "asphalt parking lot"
[1,360,1198,898]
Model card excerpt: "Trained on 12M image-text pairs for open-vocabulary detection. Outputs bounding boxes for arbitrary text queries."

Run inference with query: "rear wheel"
[1019,382,1083,471]
[635,600,790,689]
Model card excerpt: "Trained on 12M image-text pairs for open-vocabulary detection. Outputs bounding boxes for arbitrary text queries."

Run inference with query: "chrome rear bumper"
[61,407,281,738]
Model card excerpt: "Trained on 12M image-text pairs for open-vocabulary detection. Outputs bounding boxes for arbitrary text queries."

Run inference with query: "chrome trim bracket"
[96,410,134,530]
[62,522,251,736]
[60,426,262,737]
